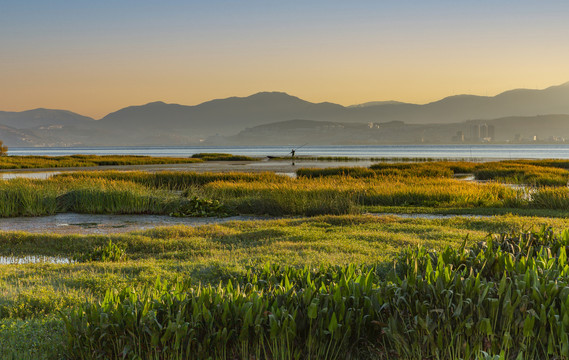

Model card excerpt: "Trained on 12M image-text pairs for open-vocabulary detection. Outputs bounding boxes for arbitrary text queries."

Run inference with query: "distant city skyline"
[2,0,569,118]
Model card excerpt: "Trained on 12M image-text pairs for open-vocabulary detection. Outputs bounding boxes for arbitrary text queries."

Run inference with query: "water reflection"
[0,255,73,265]
[0,172,61,180]
[0,213,265,235]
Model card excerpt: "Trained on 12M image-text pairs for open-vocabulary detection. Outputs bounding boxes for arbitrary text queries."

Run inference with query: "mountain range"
[2,81,569,146]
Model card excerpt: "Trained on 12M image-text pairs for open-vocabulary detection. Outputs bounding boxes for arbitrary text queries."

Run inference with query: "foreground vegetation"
[3,215,569,358]
[66,228,569,359]
[4,157,569,358]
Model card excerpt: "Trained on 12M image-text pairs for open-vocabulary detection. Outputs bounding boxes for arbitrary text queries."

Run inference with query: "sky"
[1,0,569,119]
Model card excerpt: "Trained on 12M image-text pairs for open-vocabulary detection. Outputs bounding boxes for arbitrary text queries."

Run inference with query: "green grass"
[2,168,569,218]
[7,159,569,358]
[191,153,260,161]
[62,227,569,359]
[3,215,569,358]
[366,160,569,186]
[0,178,183,217]
[269,156,475,162]
[474,161,569,186]
[55,170,287,190]
[0,317,66,360]
[363,205,569,218]
[0,155,203,169]
[2,214,569,312]
[205,176,518,215]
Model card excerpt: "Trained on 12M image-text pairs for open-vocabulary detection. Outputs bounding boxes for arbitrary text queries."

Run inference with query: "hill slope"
[2,82,569,146]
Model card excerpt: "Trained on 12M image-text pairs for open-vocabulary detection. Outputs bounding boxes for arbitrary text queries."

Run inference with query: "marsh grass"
[474,161,569,186]
[296,166,377,178]
[55,170,287,190]
[0,180,58,217]
[4,214,564,318]
[55,179,177,214]
[302,160,569,186]
[3,168,568,218]
[299,161,478,179]
[370,161,456,177]
[191,153,259,161]
[0,155,202,169]
[206,176,517,215]
[3,215,569,358]
[0,317,66,360]
[529,187,569,209]
[0,178,181,217]
[58,226,569,359]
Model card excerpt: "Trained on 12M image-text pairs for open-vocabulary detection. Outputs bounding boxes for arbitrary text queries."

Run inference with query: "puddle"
[0,255,73,265]
[275,172,296,178]
[0,171,62,180]
[0,213,267,235]
[455,174,475,181]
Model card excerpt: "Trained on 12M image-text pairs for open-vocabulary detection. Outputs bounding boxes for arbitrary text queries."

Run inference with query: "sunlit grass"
[2,215,569,358]
[0,155,203,169]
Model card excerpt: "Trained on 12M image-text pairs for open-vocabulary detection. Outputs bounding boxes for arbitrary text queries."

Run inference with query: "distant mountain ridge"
[1,82,569,146]
[0,109,94,129]
[222,114,569,145]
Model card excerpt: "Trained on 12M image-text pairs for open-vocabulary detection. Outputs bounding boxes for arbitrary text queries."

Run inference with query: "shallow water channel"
[373,213,490,220]
[0,212,491,265]
[0,212,491,236]
[0,213,265,235]
[0,255,74,265]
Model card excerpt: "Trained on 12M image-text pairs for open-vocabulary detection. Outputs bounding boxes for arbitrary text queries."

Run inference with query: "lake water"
[7,144,569,159]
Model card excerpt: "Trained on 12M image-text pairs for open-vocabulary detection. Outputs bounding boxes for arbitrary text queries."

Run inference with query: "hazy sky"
[1,0,569,118]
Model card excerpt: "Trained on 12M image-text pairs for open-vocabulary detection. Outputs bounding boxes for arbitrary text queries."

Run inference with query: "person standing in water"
[290,148,296,166]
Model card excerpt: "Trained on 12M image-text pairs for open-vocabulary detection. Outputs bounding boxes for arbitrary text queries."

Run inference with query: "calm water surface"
[8,145,569,159]
[0,256,73,265]
[0,213,268,234]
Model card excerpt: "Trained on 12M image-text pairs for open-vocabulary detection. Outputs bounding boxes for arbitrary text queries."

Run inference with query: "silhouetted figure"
[290,149,295,166]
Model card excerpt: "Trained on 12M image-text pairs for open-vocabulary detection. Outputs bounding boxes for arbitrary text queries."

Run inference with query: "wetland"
[3,155,569,359]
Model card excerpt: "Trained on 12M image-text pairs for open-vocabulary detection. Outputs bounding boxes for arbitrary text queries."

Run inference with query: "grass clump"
[170,196,229,217]
[0,179,58,217]
[0,317,66,360]
[55,179,176,215]
[297,166,377,178]
[0,155,202,169]
[72,239,127,262]
[370,161,455,177]
[191,153,259,161]
[55,170,287,190]
[474,161,569,186]
[529,187,569,209]
[207,176,516,215]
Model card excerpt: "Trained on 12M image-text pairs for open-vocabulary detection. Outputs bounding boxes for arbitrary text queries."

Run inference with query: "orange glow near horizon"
[2,1,569,119]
